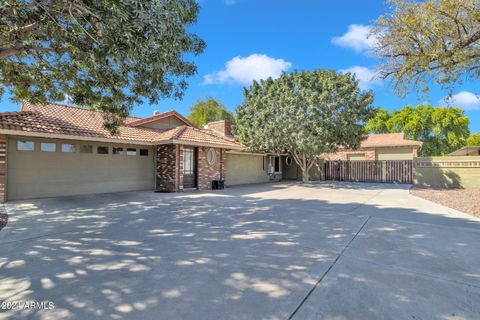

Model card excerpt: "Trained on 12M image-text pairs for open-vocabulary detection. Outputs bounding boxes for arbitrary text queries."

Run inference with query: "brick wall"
[206,120,232,136]
[322,148,376,161]
[156,144,226,191]
[156,144,177,192]
[197,147,225,190]
[0,135,6,203]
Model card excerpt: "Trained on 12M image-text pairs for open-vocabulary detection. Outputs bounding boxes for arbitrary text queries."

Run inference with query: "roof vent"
[153,110,161,115]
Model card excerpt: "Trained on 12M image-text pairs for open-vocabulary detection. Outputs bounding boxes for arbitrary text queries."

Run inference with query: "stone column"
[155,144,178,192]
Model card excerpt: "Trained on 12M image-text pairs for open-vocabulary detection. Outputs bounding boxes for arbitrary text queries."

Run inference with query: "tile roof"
[0,102,242,149]
[360,133,422,148]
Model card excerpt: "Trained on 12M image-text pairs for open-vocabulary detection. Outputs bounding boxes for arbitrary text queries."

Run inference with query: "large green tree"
[466,133,480,146]
[365,105,470,155]
[187,97,234,127]
[0,0,205,133]
[235,69,375,182]
[372,0,480,95]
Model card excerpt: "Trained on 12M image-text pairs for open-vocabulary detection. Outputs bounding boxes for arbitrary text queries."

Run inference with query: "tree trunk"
[291,152,315,183]
[302,166,310,183]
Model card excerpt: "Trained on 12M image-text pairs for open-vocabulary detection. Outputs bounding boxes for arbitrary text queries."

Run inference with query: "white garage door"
[7,137,154,200]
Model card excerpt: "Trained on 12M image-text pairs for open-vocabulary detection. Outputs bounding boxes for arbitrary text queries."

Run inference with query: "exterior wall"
[323,146,418,161]
[7,136,154,200]
[0,135,6,203]
[206,120,232,136]
[283,156,300,180]
[156,144,178,192]
[323,148,376,161]
[414,156,480,188]
[197,147,225,190]
[225,153,270,186]
[141,117,186,130]
[347,154,366,161]
[376,147,415,160]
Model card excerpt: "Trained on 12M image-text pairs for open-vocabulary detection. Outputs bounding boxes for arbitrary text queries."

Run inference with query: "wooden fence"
[324,160,413,184]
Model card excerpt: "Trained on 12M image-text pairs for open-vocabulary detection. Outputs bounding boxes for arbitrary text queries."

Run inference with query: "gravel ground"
[411,187,480,218]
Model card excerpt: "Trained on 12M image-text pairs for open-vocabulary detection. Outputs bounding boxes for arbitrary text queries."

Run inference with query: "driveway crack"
[287,215,371,320]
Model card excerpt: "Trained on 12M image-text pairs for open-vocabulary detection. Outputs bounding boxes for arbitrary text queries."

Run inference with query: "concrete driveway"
[1,182,480,320]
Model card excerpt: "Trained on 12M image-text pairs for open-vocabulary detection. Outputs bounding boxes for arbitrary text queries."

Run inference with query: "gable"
[138,116,187,130]
[126,110,195,130]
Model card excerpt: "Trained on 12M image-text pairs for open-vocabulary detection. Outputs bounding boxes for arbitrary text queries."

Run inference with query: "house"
[0,102,242,202]
[449,146,480,156]
[0,103,425,202]
[322,133,422,161]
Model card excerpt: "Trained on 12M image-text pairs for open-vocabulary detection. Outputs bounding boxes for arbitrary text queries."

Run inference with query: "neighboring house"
[322,133,422,161]
[0,102,242,202]
[449,146,480,156]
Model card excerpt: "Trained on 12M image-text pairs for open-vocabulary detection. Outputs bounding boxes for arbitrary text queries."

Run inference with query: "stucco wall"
[140,117,186,130]
[323,146,417,161]
[225,152,269,186]
[323,148,376,161]
[376,147,414,160]
[7,137,154,200]
[414,156,480,188]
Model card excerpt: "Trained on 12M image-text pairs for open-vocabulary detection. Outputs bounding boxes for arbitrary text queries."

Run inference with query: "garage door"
[225,153,269,186]
[7,137,154,200]
[376,147,413,160]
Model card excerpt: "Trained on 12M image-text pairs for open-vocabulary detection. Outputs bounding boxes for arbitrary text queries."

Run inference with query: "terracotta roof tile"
[360,133,422,148]
[0,102,242,149]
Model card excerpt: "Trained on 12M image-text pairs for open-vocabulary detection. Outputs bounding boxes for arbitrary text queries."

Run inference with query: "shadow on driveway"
[0,182,479,319]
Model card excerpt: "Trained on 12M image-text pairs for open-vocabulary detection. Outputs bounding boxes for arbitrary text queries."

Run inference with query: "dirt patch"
[411,187,480,218]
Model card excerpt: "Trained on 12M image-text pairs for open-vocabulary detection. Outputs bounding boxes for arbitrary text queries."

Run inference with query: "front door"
[183,147,197,188]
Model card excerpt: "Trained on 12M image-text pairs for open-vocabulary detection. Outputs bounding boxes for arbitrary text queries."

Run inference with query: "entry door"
[183,147,197,188]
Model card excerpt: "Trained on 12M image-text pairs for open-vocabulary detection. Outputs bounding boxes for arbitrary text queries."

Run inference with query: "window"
[40,142,56,152]
[80,145,93,154]
[285,155,293,166]
[183,148,194,174]
[140,149,149,156]
[126,148,136,156]
[97,146,109,154]
[17,140,34,151]
[206,148,216,165]
[274,156,280,172]
[61,144,76,153]
[113,147,124,155]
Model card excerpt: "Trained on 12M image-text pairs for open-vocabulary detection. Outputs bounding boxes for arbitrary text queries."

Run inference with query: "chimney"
[205,120,232,136]
[153,110,161,115]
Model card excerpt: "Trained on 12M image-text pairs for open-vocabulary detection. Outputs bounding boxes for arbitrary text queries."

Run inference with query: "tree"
[467,133,480,146]
[0,0,205,133]
[187,97,234,127]
[235,69,375,182]
[372,0,480,95]
[366,105,470,156]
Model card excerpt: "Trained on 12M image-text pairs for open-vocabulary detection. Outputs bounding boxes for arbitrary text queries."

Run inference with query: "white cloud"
[440,91,480,110]
[202,54,292,85]
[339,66,381,90]
[332,24,377,54]
[225,0,236,5]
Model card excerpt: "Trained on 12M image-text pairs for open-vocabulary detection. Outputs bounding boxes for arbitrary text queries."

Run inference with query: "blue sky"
[1,0,479,132]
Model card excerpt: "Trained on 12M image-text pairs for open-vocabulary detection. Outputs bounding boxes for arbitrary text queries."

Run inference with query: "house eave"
[155,139,243,150]
[0,129,154,145]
